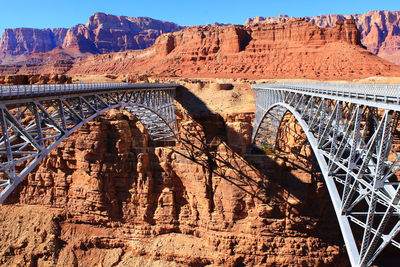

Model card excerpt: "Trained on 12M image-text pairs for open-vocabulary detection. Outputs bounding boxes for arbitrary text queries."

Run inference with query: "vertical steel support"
[359,111,393,266]
[30,103,45,148]
[0,107,15,178]
[342,105,362,213]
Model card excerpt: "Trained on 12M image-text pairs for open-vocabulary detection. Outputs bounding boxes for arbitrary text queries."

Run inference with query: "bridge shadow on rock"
[174,86,352,261]
[175,85,227,142]
[174,86,272,207]
[250,111,351,265]
[172,121,271,211]
[269,111,400,266]
[170,102,346,264]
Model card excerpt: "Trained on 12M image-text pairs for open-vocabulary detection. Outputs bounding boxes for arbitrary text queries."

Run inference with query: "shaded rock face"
[245,10,400,65]
[61,24,98,54]
[0,12,184,64]
[68,18,400,79]
[1,106,349,266]
[84,13,184,53]
[0,28,67,56]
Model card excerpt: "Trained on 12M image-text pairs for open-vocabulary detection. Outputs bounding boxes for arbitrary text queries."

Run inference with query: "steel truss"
[252,82,400,266]
[0,83,178,203]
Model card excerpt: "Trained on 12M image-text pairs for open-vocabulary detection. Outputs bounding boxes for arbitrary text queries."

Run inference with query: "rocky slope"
[245,10,400,65]
[67,19,400,79]
[0,12,184,65]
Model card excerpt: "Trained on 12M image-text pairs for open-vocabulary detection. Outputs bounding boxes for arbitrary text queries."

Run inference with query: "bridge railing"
[253,82,400,105]
[0,83,178,99]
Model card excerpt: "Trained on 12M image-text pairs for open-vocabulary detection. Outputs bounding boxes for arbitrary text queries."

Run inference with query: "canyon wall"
[0,100,349,266]
[245,10,400,65]
[68,19,400,79]
[0,12,184,65]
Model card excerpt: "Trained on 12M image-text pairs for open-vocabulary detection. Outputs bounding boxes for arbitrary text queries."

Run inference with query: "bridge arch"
[254,102,358,254]
[254,103,330,173]
[0,83,178,203]
[251,83,400,267]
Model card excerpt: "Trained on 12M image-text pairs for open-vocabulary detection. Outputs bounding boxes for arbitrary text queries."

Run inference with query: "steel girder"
[0,83,178,203]
[252,83,400,267]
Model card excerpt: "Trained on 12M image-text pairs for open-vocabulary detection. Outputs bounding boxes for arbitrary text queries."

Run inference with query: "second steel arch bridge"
[252,82,400,267]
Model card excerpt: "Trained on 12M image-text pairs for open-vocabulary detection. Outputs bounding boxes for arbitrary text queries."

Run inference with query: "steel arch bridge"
[252,82,400,267]
[0,82,178,203]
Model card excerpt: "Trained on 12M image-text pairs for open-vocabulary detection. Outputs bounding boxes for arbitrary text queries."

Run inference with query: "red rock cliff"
[245,10,400,65]
[68,19,400,79]
[0,12,184,65]
[0,28,67,61]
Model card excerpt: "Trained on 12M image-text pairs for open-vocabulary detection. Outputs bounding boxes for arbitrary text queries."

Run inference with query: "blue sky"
[0,0,398,34]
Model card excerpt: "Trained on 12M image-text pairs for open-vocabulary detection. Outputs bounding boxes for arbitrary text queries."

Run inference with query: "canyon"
[0,8,399,267]
[0,82,350,266]
[1,77,399,266]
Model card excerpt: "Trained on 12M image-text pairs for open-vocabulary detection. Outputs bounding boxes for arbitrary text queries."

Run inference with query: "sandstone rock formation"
[67,19,400,79]
[84,13,184,53]
[0,12,184,65]
[0,28,68,65]
[245,10,400,65]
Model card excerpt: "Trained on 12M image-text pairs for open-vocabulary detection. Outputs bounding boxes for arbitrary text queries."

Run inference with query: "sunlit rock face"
[245,10,400,65]
[0,12,184,65]
[67,18,400,80]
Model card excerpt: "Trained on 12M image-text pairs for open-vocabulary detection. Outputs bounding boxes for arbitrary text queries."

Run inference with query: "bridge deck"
[254,82,400,109]
[0,83,179,100]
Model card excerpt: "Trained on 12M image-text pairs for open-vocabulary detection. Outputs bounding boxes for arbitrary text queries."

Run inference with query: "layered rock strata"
[245,10,400,65]
[68,19,400,79]
[0,28,67,57]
